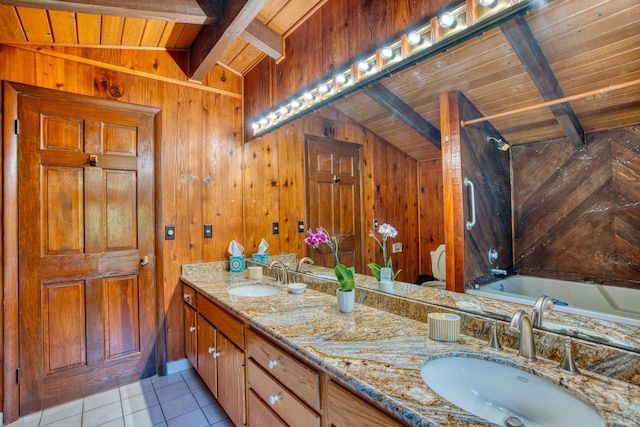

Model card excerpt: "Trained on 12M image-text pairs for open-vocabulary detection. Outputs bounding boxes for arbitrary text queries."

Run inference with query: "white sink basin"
[227,284,279,297]
[421,356,605,427]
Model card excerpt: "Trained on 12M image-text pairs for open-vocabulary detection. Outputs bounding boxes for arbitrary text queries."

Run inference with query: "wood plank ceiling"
[0,0,326,76]
[330,0,640,161]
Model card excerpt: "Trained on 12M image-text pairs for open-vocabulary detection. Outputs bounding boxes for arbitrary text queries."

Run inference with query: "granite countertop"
[181,271,640,427]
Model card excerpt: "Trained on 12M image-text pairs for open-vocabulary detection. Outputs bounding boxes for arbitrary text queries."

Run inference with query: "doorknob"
[140,256,150,266]
[333,175,341,183]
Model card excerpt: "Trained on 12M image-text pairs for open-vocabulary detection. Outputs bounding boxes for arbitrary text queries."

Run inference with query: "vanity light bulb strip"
[252,0,513,135]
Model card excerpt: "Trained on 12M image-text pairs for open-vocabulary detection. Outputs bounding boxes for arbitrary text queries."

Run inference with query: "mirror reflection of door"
[305,135,363,271]
[15,86,157,414]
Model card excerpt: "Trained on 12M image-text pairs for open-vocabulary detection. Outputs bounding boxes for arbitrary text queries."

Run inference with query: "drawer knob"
[189,326,196,332]
[268,360,278,369]
[213,352,220,358]
[269,394,280,405]
[184,293,191,299]
[208,347,215,353]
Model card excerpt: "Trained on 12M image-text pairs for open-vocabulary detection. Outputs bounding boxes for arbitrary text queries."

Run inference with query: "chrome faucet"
[490,268,508,276]
[531,295,553,327]
[296,256,315,272]
[269,260,289,285]
[509,310,536,361]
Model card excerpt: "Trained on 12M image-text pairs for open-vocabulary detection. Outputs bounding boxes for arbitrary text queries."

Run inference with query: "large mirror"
[243,0,640,352]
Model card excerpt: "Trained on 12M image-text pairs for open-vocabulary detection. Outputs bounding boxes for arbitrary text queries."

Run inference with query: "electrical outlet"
[165,225,175,240]
[204,224,212,238]
[272,222,279,235]
[392,242,402,253]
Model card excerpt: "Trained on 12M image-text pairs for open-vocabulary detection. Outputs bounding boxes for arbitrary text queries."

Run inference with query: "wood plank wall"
[0,45,244,366]
[244,105,422,283]
[418,159,445,276]
[512,126,640,288]
[243,0,458,137]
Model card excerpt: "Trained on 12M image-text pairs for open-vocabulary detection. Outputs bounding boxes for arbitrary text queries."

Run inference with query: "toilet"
[428,244,446,288]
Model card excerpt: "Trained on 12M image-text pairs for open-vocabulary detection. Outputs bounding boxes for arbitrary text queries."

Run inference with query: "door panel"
[18,92,156,414]
[305,136,363,271]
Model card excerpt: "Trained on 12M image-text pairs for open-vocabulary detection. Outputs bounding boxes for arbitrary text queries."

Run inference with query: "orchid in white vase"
[368,223,401,281]
[305,227,355,292]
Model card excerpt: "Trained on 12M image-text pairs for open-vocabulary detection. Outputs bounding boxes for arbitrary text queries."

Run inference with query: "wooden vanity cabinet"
[246,329,321,427]
[183,283,198,369]
[326,379,407,427]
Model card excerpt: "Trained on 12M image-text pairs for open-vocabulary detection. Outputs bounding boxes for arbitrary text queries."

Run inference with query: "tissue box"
[229,255,246,272]
[251,253,269,264]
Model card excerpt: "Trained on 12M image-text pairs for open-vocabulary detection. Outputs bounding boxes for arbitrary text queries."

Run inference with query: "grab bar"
[464,177,476,230]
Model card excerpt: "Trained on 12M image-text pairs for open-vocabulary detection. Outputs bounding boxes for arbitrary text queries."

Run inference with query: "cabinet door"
[184,304,198,369]
[326,380,406,427]
[197,315,218,398]
[217,334,246,427]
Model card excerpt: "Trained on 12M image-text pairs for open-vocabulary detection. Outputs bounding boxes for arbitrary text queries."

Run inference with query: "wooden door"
[17,91,157,414]
[305,136,363,271]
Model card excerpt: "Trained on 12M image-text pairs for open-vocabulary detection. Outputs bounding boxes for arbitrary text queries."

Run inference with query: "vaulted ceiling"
[0,0,326,78]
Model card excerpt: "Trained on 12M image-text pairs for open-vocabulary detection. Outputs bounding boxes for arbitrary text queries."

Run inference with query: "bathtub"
[466,275,640,327]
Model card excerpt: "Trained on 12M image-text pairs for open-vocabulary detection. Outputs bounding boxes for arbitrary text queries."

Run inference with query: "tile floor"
[4,369,234,427]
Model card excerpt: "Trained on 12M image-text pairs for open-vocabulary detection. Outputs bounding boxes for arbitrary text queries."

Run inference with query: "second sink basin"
[421,356,605,427]
[227,284,279,297]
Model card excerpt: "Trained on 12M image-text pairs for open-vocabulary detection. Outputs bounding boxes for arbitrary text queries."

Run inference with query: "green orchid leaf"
[367,263,381,280]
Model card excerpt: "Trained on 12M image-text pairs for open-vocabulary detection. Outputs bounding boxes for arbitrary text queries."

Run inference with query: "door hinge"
[16,367,20,384]
[14,119,19,135]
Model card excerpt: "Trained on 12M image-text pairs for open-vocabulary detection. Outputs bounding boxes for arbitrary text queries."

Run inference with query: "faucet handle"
[558,337,580,375]
[486,320,503,351]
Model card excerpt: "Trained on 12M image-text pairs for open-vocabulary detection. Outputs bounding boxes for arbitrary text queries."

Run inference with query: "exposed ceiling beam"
[0,0,220,24]
[501,16,585,148]
[363,82,442,149]
[189,0,267,81]
[241,19,282,60]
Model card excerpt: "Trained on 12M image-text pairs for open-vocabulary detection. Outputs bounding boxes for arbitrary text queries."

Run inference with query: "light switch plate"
[165,225,175,240]
[392,242,402,253]
[204,224,212,238]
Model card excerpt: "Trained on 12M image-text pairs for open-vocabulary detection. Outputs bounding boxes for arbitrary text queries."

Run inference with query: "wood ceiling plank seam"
[47,10,78,44]
[258,0,291,23]
[100,15,124,46]
[159,21,182,48]
[278,0,327,38]
[0,5,28,41]
[140,20,167,47]
[75,13,101,45]
[175,23,202,49]
[16,6,53,43]
[121,17,147,47]
[549,42,640,81]
[523,0,616,38]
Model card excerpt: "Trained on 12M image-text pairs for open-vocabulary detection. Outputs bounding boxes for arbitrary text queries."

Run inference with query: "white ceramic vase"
[336,289,355,313]
[379,267,392,282]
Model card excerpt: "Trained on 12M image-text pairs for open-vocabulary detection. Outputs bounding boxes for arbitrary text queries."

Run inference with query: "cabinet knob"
[184,293,191,299]
[189,326,196,332]
[213,352,220,358]
[268,360,278,369]
[269,394,280,405]
[208,347,215,354]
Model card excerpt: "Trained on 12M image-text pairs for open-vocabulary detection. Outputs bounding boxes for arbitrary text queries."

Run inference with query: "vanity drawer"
[247,360,320,427]
[182,283,197,308]
[247,329,320,410]
[248,389,286,427]
[198,295,244,349]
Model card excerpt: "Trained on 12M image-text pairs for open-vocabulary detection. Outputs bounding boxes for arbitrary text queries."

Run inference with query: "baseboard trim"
[165,358,193,375]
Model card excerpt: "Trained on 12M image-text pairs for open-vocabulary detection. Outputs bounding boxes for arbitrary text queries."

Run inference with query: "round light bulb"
[407,32,422,46]
[251,123,259,130]
[269,112,277,120]
[335,74,347,85]
[259,118,268,126]
[357,61,371,72]
[291,100,301,109]
[303,92,313,101]
[479,0,497,7]
[380,46,395,59]
[439,12,456,28]
[318,84,329,94]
